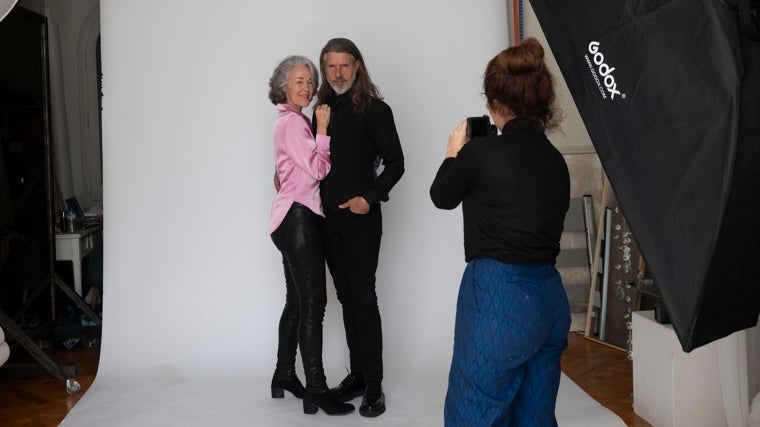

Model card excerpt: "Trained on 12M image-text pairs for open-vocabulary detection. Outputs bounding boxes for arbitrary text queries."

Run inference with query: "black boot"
[303,389,355,415]
[331,372,366,402]
[299,287,353,415]
[271,369,305,399]
[359,382,386,417]
[272,264,301,399]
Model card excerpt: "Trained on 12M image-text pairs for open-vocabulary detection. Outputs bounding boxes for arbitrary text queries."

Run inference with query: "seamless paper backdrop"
[95,0,505,383]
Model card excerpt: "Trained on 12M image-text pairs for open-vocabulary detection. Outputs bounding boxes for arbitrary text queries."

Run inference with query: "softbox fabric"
[529,0,760,351]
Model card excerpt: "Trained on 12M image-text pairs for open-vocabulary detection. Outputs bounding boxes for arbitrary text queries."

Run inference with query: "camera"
[466,115,497,141]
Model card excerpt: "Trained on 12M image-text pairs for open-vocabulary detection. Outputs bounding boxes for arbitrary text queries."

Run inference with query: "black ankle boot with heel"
[302,389,355,415]
[270,369,305,399]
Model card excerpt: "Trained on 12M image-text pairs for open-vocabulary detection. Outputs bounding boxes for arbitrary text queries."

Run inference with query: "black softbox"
[529,0,760,351]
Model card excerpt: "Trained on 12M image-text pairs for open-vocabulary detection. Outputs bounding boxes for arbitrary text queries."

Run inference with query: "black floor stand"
[0,274,101,394]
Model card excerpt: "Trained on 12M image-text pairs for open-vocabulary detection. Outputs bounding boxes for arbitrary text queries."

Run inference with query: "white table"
[55,225,103,296]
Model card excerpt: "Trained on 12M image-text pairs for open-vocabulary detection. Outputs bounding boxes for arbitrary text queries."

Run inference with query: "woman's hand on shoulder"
[315,104,331,135]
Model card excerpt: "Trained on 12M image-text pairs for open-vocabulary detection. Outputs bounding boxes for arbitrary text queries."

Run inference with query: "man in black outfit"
[316,38,404,418]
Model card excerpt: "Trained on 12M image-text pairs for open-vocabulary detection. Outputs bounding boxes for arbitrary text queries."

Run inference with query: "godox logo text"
[586,41,624,100]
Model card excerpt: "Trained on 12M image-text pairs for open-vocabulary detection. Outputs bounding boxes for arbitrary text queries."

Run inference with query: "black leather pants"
[271,202,328,392]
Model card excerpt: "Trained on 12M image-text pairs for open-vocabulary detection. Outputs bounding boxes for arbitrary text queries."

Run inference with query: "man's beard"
[329,74,356,95]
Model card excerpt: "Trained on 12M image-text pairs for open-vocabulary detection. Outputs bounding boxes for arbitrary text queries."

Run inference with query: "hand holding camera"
[446,116,497,158]
[446,120,468,158]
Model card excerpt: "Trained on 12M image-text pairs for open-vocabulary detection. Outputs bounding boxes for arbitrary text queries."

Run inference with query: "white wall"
[97,0,511,381]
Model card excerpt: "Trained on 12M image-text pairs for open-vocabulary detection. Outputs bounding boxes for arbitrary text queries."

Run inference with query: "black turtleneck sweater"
[319,93,405,211]
[430,121,570,265]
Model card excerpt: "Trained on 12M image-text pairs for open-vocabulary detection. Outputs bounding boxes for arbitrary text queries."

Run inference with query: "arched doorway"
[76,3,101,207]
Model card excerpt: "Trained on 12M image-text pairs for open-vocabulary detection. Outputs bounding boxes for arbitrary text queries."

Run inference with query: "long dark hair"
[483,37,559,132]
[316,38,381,112]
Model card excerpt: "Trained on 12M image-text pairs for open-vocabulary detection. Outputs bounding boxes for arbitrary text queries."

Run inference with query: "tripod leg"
[54,275,101,326]
[0,307,78,381]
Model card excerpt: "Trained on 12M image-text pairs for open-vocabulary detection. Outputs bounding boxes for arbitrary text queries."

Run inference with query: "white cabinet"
[632,310,735,427]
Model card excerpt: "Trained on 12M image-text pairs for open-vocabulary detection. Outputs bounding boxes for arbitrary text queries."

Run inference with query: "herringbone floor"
[0,332,651,426]
[0,343,100,426]
[562,332,652,427]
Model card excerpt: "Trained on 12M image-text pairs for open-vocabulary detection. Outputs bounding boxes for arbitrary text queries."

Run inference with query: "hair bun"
[483,37,558,132]
[520,38,544,61]
[503,37,544,75]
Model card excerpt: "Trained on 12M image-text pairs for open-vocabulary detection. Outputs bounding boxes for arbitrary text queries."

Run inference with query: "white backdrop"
[96,0,504,385]
[61,1,625,425]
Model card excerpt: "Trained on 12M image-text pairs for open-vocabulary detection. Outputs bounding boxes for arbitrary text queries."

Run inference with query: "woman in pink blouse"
[267,55,353,416]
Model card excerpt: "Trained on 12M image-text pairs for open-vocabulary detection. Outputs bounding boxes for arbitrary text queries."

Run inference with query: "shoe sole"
[359,393,386,417]
[359,404,386,417]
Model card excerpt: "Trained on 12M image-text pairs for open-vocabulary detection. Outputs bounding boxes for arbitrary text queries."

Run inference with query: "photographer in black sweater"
[430,37,570,427]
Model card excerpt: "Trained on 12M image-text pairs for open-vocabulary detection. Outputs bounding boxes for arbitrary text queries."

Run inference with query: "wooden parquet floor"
[562,332,653,427]
[0,332,651,426]
[0,344,99,427]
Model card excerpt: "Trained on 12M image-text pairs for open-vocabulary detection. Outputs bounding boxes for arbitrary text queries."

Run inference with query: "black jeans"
[322,205,383,384]
[271,202,328,392]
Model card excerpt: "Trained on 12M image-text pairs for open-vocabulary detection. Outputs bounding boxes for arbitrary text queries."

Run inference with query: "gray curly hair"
[268,55,319,105]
